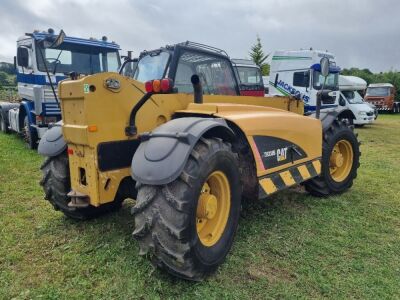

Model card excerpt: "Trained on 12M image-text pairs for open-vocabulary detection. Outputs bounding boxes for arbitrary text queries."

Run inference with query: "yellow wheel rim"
[329,139,354,182]
[196,171,231,247]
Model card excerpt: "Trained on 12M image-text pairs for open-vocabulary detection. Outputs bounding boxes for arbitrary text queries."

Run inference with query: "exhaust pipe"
[191,74,203,104]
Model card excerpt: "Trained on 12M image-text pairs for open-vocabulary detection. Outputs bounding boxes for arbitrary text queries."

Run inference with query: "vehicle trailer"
[364,83,399,113]
[231,59,265,96]
[0,29,121,149]
[38,43,359,281]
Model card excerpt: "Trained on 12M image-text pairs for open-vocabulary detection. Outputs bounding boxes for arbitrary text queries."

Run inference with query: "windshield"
[366,87,390,97]
[313,71,338,90]
[36,42,120,75]
[134,51,170,82]
[235,66,262,85]
[342,91,364,104]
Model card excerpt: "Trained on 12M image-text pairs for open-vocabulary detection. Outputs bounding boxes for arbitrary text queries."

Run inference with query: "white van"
[338,76,375,126]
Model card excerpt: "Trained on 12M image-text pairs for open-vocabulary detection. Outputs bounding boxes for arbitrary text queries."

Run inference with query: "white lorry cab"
[268,50,341,113]
[338,75,375,126]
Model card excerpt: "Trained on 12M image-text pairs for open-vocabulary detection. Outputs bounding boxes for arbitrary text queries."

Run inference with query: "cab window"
[174,51,237,95]
[293,71,310,87]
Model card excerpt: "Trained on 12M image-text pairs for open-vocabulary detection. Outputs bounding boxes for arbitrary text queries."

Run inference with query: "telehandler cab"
[38,42,360,281]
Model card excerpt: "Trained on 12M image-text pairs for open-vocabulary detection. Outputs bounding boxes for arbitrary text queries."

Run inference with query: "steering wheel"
[45,58,61,74]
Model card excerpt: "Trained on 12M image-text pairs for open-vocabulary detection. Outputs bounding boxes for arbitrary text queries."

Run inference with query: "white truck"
[268,50,354,116]
[338,75,375,126]
[0,29,121,149]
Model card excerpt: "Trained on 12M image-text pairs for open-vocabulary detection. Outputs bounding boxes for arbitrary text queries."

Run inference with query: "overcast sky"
[0,0,399,72]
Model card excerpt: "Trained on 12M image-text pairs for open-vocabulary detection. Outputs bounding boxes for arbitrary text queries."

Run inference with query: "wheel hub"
[197,193,218,219]
[330,151,344,168]
[196,171,231,247]
[329,140,354,182]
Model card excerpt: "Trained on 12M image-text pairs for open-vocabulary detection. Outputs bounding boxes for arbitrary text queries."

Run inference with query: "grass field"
[1,115,399,299]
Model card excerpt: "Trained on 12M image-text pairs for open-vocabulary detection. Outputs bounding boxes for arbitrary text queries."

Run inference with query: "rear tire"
[132,137,242,280]
[305,119,360,197]
[0,114,10,134]
[40,152,124,220]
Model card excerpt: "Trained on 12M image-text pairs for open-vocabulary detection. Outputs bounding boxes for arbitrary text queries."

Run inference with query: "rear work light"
[144,78,173,94]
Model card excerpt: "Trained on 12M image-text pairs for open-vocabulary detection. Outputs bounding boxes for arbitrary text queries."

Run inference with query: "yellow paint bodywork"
[58,72,307,206]
[178,103,322,178]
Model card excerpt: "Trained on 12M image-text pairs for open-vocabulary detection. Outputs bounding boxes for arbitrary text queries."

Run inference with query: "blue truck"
[0,29,121,149]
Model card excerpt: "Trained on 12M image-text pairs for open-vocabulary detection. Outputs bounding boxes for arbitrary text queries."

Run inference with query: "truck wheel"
[305,119,360,197]
[132,137,241,280]
[40,152,124,220]
[23,116,38,149]
[0,114,10,134]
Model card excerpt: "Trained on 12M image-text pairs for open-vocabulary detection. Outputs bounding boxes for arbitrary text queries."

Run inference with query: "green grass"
[1,115,400,299]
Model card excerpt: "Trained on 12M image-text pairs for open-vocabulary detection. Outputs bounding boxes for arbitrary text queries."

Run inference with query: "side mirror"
[17,47,29,68]
[53,30,65,47]
[43,29,65,48]
[320,57,330,77]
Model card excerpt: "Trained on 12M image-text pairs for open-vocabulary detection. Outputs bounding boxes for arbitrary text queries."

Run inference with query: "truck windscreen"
[366,87,390,97]
[36,42,120,75]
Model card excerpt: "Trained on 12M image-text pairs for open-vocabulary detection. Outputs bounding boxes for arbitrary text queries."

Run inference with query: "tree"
[0,71,8,86]
[0,62,16,75]
[249,36,270,76]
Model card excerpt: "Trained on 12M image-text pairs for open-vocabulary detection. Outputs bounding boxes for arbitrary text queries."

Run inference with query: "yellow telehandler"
[38,41,360,280]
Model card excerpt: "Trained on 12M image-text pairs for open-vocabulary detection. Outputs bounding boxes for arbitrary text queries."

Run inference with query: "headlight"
[358,111,367,115]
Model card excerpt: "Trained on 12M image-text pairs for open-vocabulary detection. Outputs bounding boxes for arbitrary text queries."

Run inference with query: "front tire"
[132,137,242,280]
[23,116,38,149]
[40,152,124,220]
[305,120,360,197]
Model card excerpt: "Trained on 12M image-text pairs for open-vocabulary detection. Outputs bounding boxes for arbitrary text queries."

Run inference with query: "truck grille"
[42,102,61,115]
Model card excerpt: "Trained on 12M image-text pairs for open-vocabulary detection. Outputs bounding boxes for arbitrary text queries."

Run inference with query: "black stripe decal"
[258,185,269,199]
[290,167,303,183]
[306,162,318,178]
[271,173,286,190]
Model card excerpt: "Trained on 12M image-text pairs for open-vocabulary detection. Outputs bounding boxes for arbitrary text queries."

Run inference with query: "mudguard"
[131,117,234,185]
[37,121,67,157]
[311,107,355,131]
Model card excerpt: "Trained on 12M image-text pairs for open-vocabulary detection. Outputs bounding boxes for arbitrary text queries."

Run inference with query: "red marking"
[249,138,265,171]
[67,148,74,155]
[240,90,265,97]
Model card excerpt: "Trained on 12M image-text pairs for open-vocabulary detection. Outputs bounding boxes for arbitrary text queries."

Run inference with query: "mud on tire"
[132,137,242,281]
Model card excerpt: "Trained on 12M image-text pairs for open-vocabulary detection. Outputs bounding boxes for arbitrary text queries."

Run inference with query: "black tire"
[23,115,38,149]
[40,152,124,220]
[132,137,242,281]
[0,113,10,134]
[305,119,360,197]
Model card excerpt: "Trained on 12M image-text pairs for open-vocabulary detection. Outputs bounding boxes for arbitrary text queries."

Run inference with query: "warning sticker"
[83,84,90,94]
